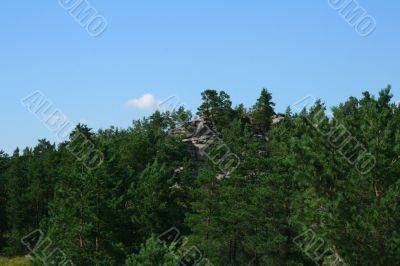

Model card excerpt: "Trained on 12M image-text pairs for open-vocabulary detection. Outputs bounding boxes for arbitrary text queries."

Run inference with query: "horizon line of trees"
[1,86,400,265]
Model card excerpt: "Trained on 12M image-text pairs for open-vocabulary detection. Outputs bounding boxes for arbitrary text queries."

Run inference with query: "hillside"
[1,88,399,265]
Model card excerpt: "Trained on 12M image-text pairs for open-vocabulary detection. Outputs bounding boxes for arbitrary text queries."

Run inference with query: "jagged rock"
[171,113,283,172]
[272,113,285,124]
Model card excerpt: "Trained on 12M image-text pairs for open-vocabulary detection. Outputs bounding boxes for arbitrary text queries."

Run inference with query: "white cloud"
[125,93,160,110]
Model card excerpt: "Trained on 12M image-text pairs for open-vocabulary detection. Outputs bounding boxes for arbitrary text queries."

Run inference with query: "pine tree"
[185,166,223,265]
[197,90,233,129]
[44,125,126,265]
[2,87,400,265]
[251,88,275,133]
[4,148,32,255]
[0,150,9,251]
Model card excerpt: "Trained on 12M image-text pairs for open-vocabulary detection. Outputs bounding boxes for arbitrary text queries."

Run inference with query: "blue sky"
[1,1,399,153]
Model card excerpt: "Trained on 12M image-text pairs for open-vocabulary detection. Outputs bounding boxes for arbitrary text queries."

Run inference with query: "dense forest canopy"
[1,87,400,265]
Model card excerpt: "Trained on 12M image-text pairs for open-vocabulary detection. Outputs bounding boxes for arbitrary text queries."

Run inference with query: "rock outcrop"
[169,113,285,165]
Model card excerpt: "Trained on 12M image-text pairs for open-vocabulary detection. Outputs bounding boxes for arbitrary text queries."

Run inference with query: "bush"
[124,236,179,266]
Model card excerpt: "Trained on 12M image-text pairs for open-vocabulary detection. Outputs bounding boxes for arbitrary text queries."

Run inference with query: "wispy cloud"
[125,93,160,110]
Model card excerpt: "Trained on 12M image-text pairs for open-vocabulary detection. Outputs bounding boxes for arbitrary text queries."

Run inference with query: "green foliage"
[197,89,233,129]
[1,87,400,265]
[251,88,275,133]
[124,236,179,266]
